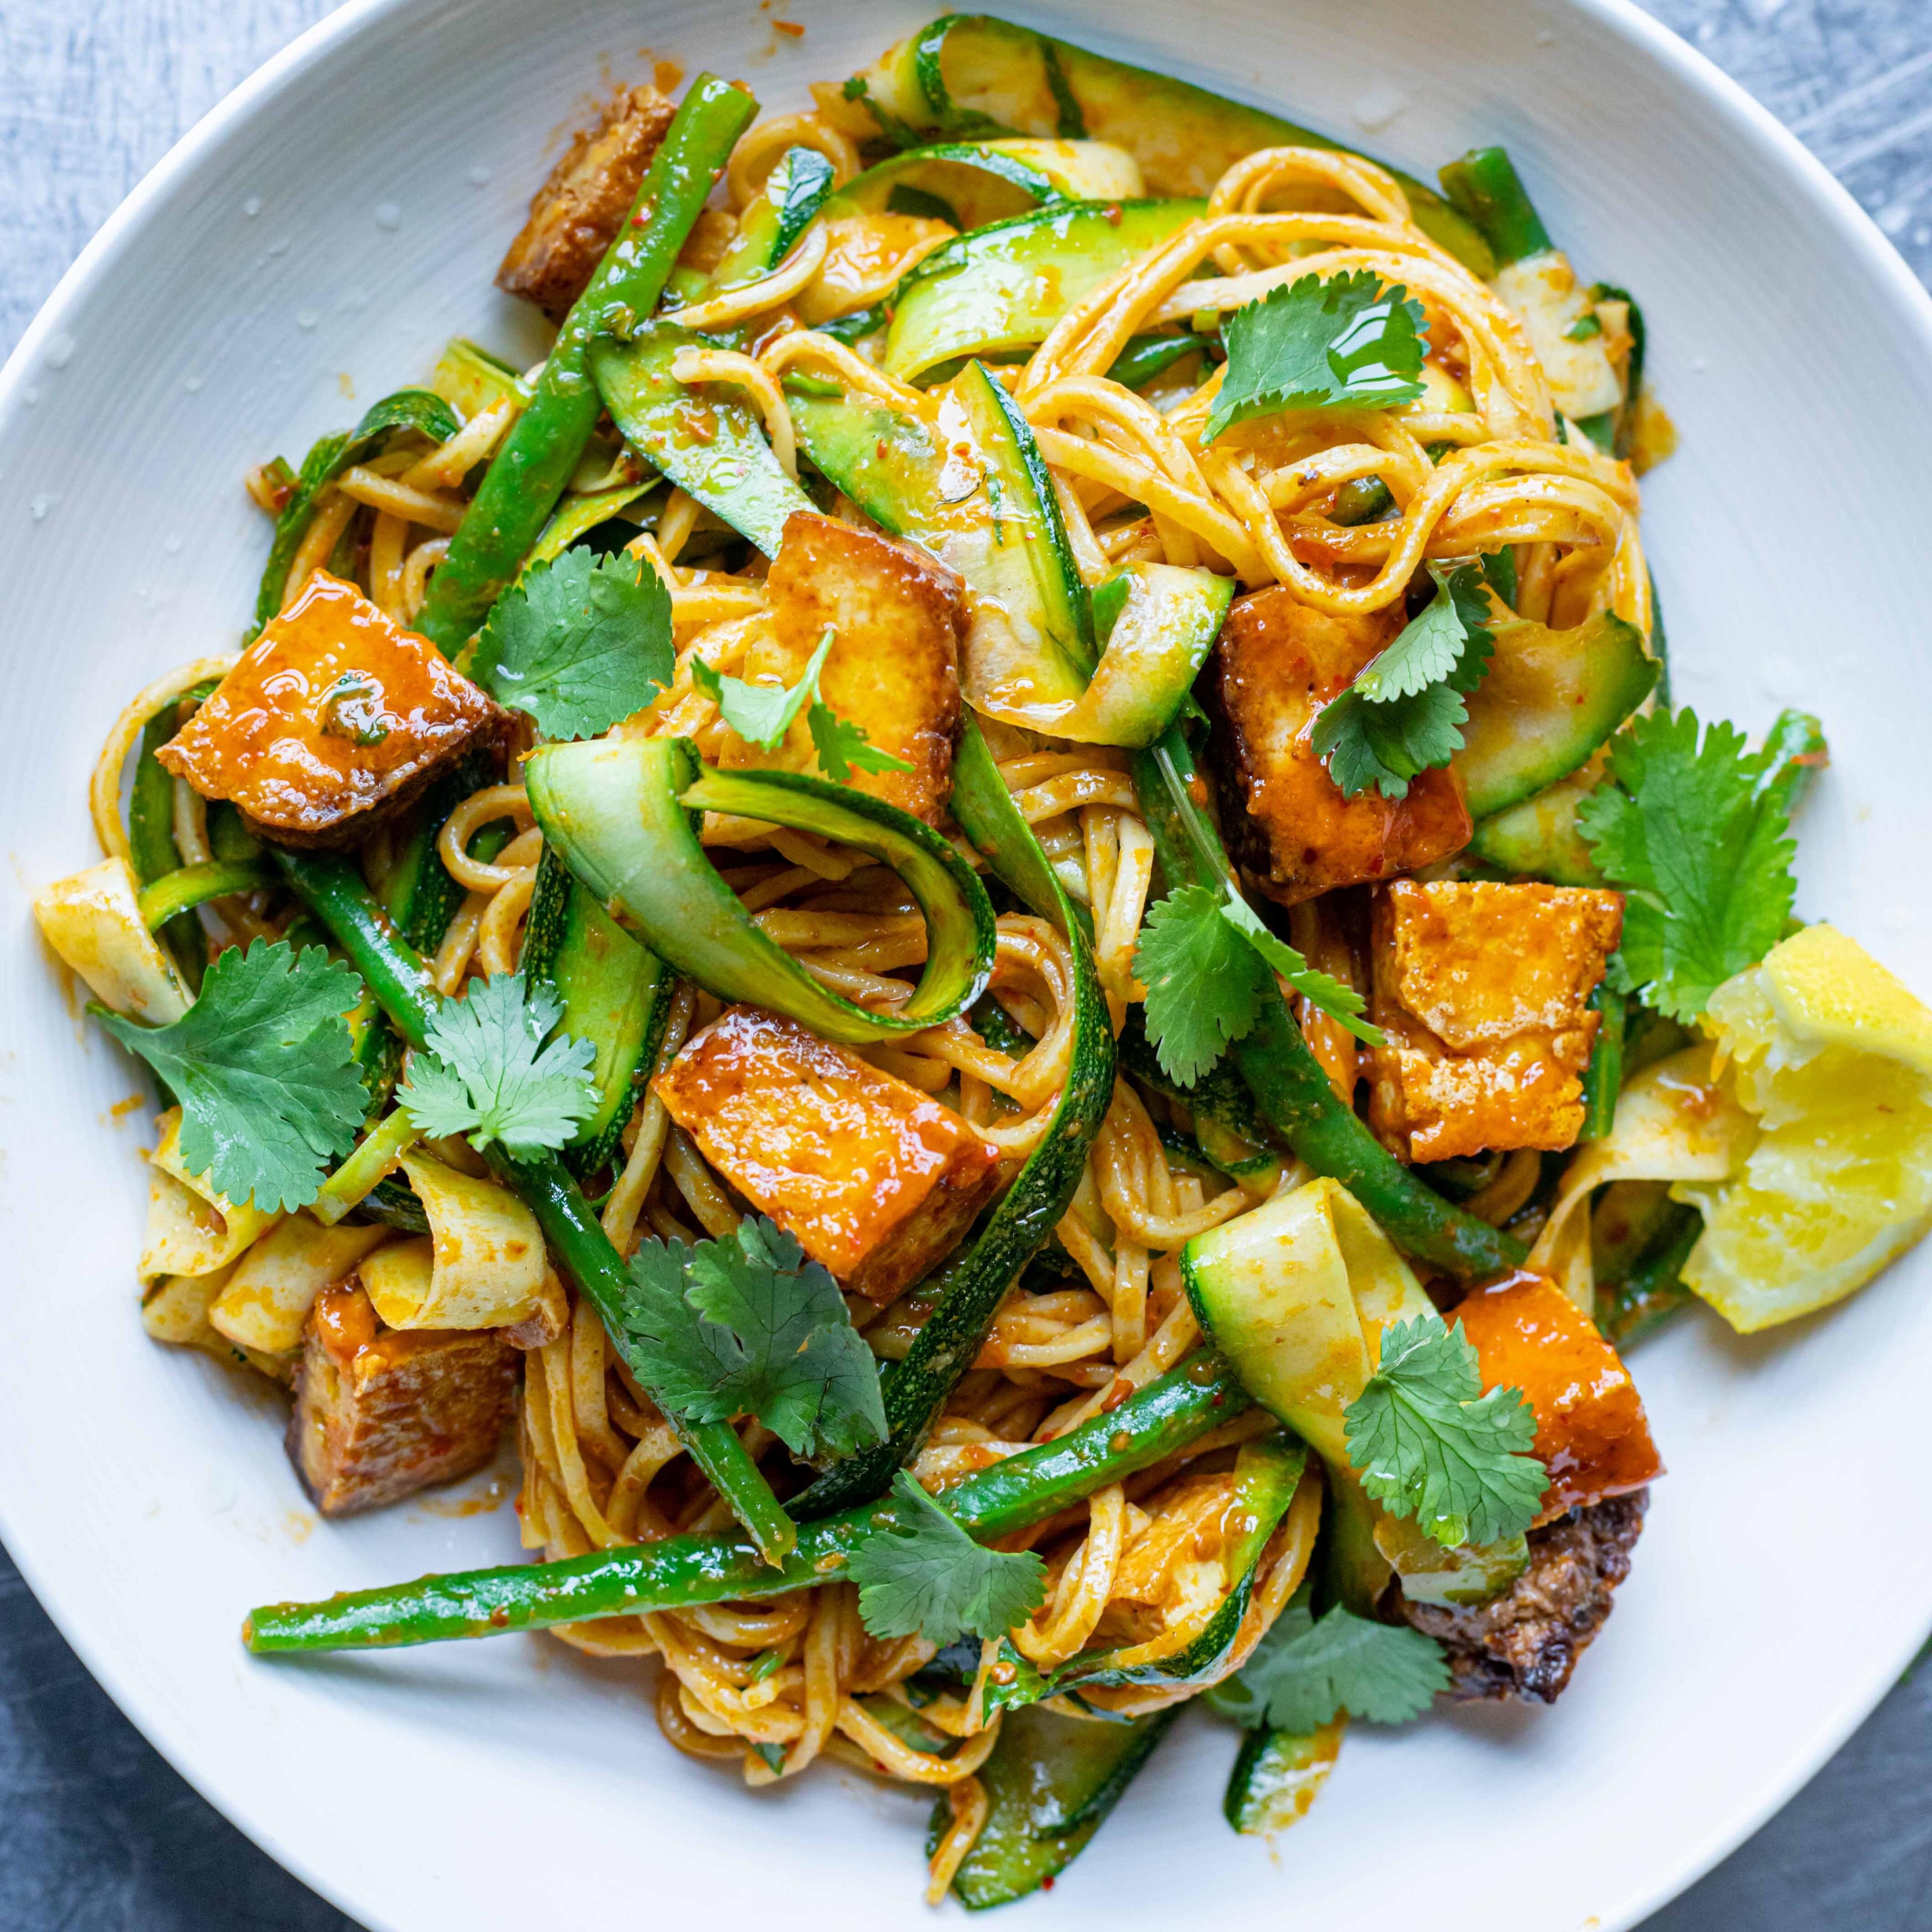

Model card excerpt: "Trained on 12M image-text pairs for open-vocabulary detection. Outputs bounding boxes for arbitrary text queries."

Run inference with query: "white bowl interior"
[3,3,1929,1928]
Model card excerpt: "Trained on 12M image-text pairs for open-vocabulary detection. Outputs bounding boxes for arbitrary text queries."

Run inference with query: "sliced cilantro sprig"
[849,1471,1048,1646]
[397,972,598,1160]
[1205,1583,1450,1730]
[472,547,674,741]
[1206,270,1429,442]
[1343,1312,1546,1549]
[98,939,368,1213]
[1576,707,1799,1022]
[1133,882,1380,1088]
[1312,561,1498,800]
[619,1217,887,1463]
[693,626,912,784]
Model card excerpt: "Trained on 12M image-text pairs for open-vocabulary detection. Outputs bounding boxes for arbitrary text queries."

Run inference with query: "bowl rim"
[4,2,1930,1926]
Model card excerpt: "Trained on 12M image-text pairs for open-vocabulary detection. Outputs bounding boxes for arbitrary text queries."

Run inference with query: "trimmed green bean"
[1577,984,1626,1143]
[1437,146,1551,269]
[243,1353,1249,1654]
[266,846,798,1562]
[412,76,756,653]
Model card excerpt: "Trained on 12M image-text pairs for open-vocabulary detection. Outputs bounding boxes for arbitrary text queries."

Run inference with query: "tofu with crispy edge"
[1210,587,1471,906]
[286,1281,517,1516]
[720,511,966,825]
[157,571,504,848]
[495,84,678,322]
[654,1006,1002,1302]
[1365,880,1624,1162]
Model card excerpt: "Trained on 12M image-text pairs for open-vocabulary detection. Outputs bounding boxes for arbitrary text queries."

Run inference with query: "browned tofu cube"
[721,512,965,826]
[286,1282,517,1516]
[653,1006,1002,1302]
[1365,880,1624,1162]
[1211,586,1471,906]
[158,571,503,848]
[495,85,678,321]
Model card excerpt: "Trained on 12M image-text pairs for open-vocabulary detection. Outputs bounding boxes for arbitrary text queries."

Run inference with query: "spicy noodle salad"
[34,15,1932,1907]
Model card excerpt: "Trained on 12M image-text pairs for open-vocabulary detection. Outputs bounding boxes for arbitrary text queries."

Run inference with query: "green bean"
[127,697,212,993]
[412,76,757,654]
[1437,147,1552,269]
[1577,984,1626,1142]
[243,1353,1249,1654]
[266,846,798,1563]
[1130,730,1525,1280]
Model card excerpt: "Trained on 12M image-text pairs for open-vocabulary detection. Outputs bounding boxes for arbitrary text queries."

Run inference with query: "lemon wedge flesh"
[1678,923,1932,1332]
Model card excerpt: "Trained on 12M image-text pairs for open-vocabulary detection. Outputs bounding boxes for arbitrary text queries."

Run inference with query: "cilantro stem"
[268,846,799,1563]
[243,1352,1248,1655]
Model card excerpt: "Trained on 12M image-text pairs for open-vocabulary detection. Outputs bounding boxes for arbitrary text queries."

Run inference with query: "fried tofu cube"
[1211,587,1471,907]
[158,571,503,848]
[1454,1269,1662,1521]
[286,1282,517,1516]
[653,1006,1002,1302]
[719,511,965,825]
[1365,880,1624,1162]
[495,85,678,322]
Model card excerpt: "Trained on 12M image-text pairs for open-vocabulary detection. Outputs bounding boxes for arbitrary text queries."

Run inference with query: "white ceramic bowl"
[4,2,1928,1927]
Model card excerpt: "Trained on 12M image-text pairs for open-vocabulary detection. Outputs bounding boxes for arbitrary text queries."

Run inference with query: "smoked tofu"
[286,1281,517,1516]
[495,84,678,321]
[1454,1269,1662,1521]
[1365,880,1623,1162]
[1211,587,1471,906]
[158,571,504,848]
[720,512,967,825]
[654,1005,1002,1302]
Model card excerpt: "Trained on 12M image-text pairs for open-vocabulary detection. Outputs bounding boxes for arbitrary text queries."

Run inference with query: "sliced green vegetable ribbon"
[524,735,996,1044]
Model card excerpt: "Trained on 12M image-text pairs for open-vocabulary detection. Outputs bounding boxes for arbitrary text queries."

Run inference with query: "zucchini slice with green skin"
[687,144,838,308]
[789,718,1114,1518]
[429,337,532,420]
[850,15,1491,275]
[842,138,1140,228]
[128,692,215,993]
[933,1703,1181,1909]
[524,735,995,1044]
[1466,761,1609,886]
[520,846,676,1178]
[1455,611,1657,821]
[793,362,1096,728]
[979,1434,1307,1716]
[1132,729,1526,1280]
[1224,1722,1343,1835]
[883,198,1200,383]
[588,323,815,558]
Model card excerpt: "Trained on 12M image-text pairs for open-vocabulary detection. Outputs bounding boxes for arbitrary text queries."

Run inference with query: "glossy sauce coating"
[157,570,501,844]
[1456,1268,1663,1520]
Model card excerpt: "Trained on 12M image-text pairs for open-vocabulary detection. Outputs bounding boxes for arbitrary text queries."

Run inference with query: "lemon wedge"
[1679,924,1932,1331]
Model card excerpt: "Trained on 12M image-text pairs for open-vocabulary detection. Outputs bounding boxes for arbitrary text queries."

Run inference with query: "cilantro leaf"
[99,940,367,1213]
[397,972,598,1160]
[617,1217,887,1462]
[1312,562,1497,800]
[849,1470,1048,1646]
[1133,884,1380,1087]
[472,547,673,741]
[808,700,913,783]
[1343,1313,1546,1548]
[1206,270,1428,441]
[1206,1586,1450,1730]
[694,627,909,785]
[1575,707,1798,1022]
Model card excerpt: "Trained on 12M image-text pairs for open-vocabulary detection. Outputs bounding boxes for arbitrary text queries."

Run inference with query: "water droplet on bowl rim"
[374,201,402,230]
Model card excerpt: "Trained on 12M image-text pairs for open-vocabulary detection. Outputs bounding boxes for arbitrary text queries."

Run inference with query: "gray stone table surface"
[4,2,1931,1927]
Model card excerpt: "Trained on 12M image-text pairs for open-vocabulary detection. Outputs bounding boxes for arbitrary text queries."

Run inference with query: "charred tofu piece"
[495,85,678,321]
[721,512,966,825]
[158,571,503,848]
[653,1005,1002,1302]
[1454,1270,1662,1521]
[1211,587,1471,906]
[286,1281,517,1516]
[1399,1490,1647,1703]
[1365,880,1624,1162]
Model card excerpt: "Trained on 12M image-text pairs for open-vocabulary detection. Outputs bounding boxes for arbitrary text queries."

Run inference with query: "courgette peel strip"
[244,1351,1248,1654]
[523,735,996,1044]
[788,717,1116,1517]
